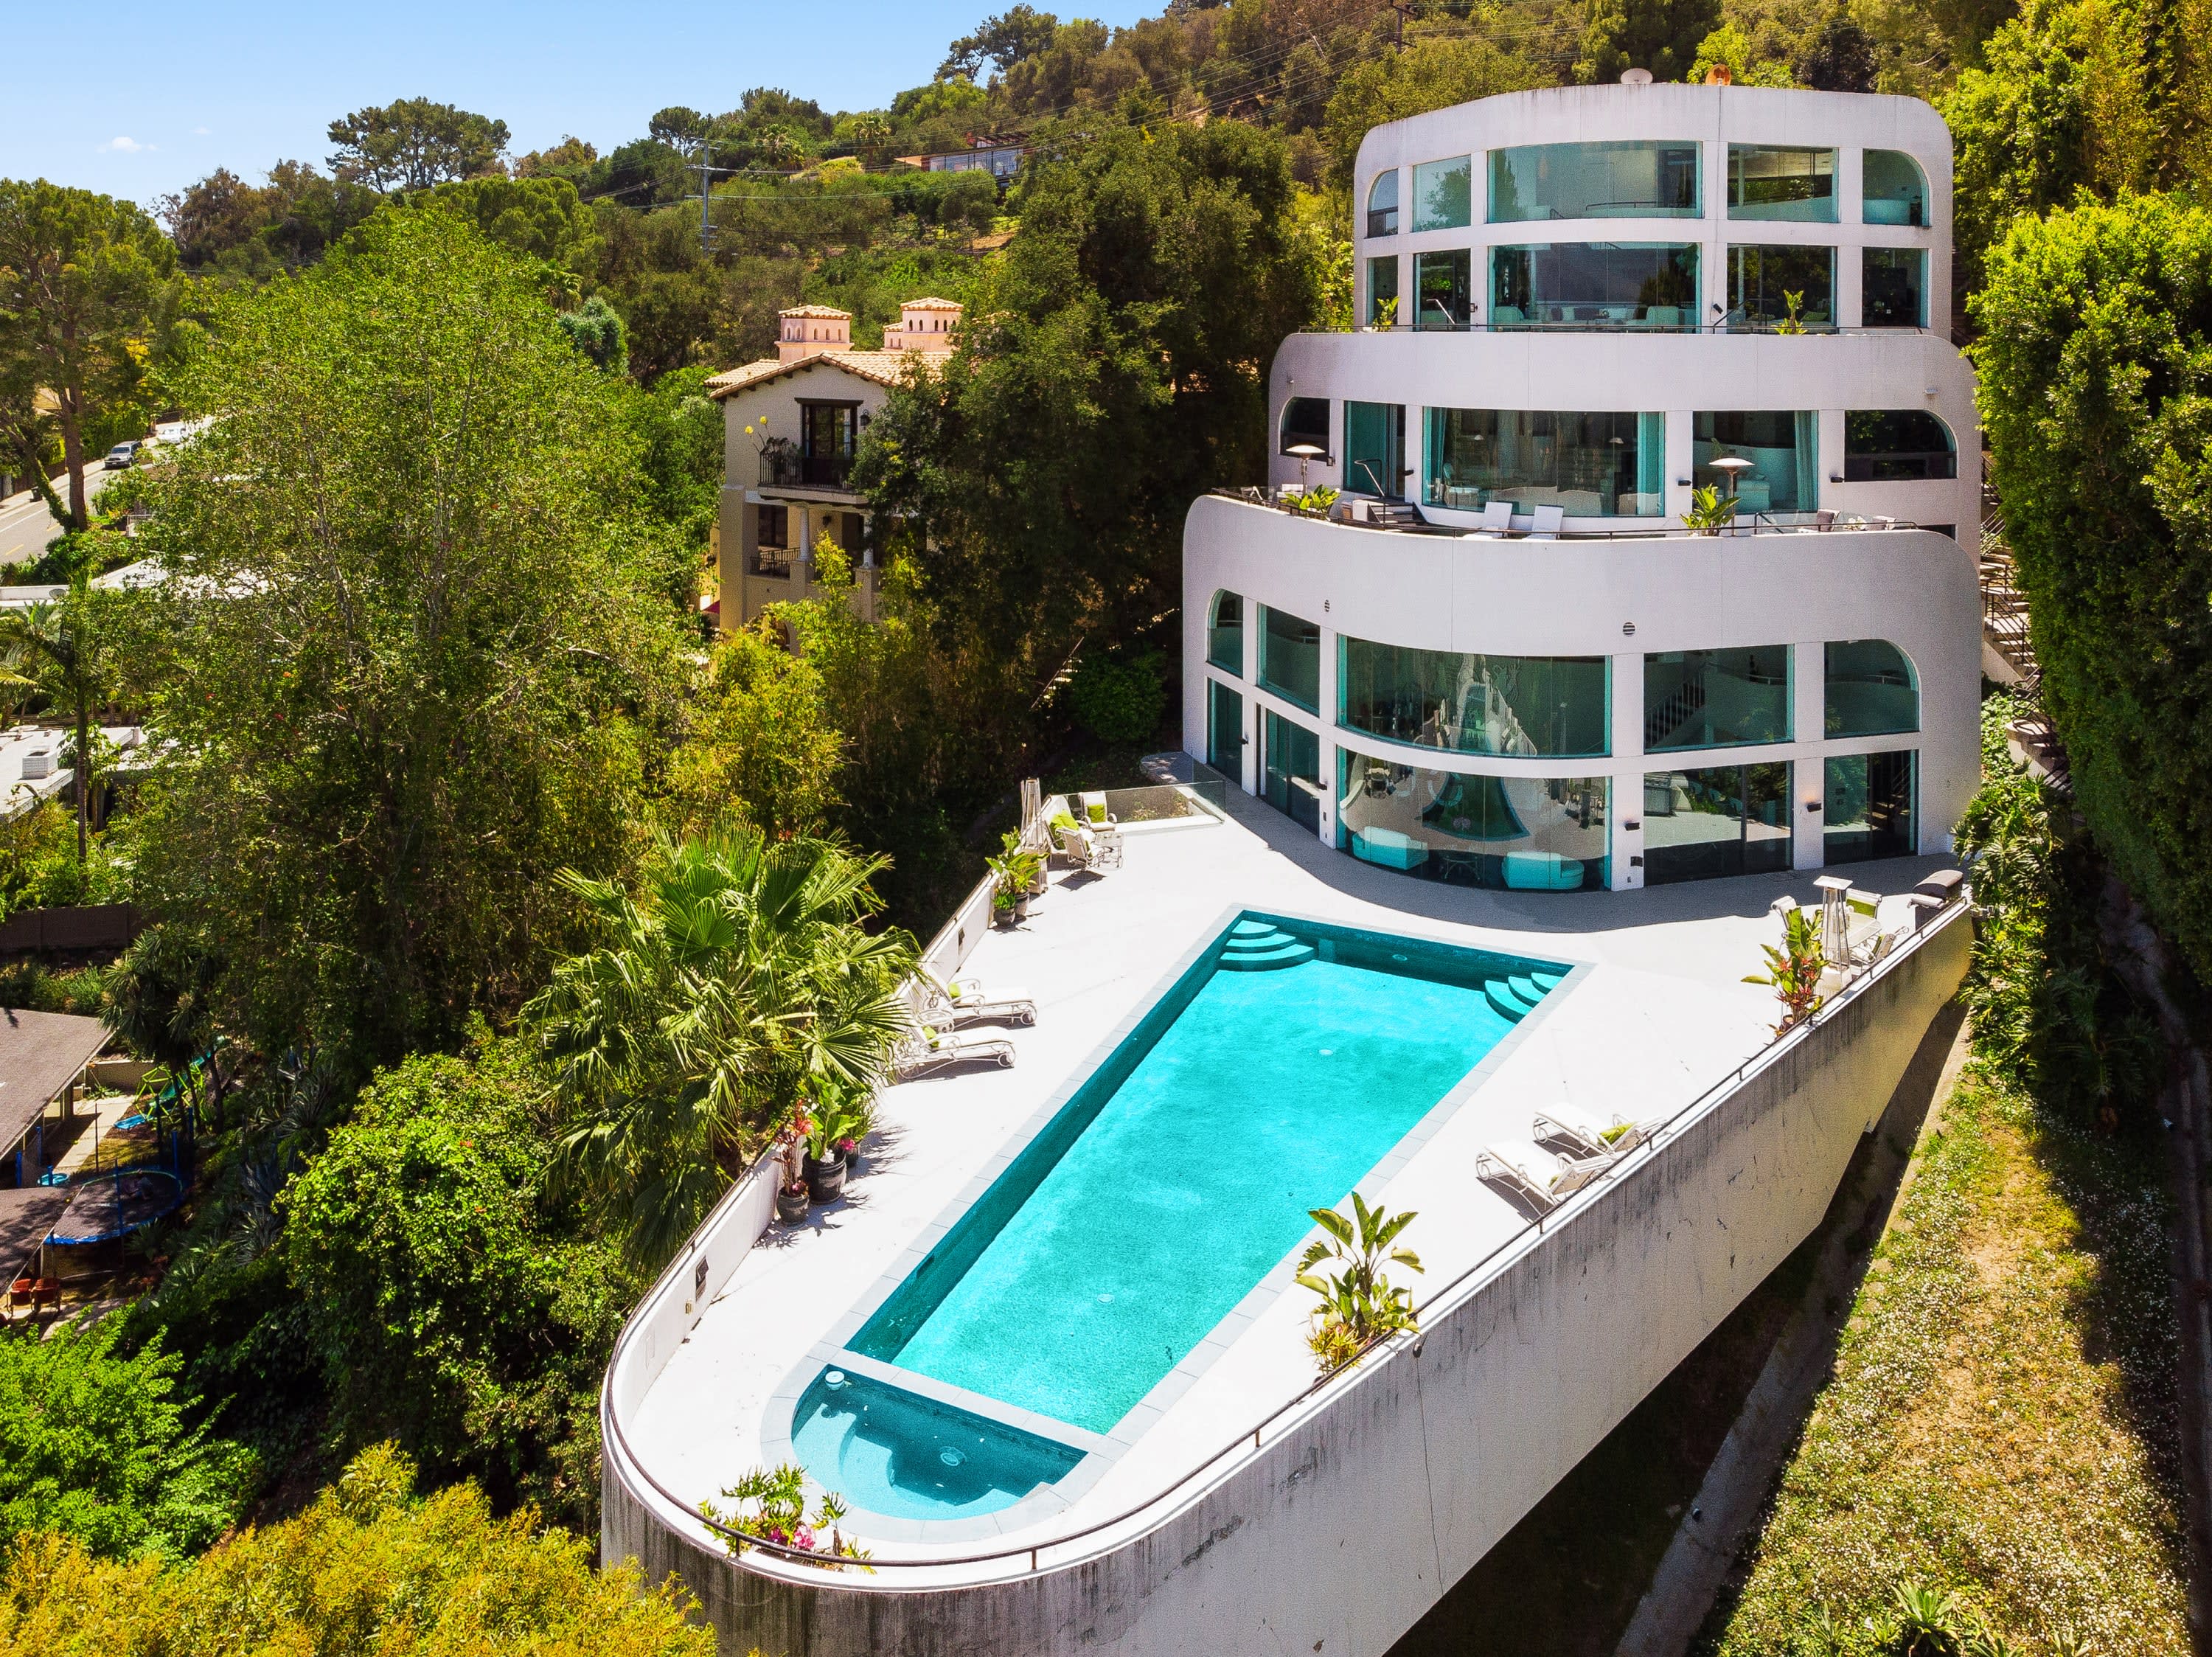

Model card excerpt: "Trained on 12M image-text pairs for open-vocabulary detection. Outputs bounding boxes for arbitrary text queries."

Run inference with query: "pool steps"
[1217,923,1556,1024]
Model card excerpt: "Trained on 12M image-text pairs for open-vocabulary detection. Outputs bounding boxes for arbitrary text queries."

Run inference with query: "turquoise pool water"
[845,917,1564,1445]
[790,1368,1084,1522]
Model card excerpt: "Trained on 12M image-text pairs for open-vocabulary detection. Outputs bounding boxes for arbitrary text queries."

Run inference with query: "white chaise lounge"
[1475,1139,1616,1210]
[920,968,1038,1028]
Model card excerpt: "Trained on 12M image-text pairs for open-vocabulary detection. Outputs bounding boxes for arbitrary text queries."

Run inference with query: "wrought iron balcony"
[759,446,855,490]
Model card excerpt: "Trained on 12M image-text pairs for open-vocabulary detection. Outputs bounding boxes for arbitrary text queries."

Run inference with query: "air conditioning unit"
[21,749,52,780]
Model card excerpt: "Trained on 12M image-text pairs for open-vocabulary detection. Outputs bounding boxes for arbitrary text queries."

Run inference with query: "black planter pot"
[803,1153,847,1205]
[776,1183,811,1224]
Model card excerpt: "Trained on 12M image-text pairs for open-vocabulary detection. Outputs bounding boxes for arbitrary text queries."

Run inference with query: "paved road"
[0,469,114,567]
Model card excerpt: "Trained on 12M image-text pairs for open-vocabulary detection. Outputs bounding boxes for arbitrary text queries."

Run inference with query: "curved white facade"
[1193,84,1981,893]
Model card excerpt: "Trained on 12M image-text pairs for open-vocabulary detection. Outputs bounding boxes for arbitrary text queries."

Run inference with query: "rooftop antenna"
[1621,67,1654,86]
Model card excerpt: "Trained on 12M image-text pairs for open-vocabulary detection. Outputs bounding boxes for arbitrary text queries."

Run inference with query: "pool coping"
[759,903,1593,1547]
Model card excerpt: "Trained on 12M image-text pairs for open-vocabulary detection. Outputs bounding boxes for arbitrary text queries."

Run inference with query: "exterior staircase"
[1483,968,1565,1023]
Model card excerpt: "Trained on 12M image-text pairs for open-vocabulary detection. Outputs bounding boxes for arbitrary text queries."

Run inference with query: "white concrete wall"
[601,901,1970,1656]
[1180,496,1980,876]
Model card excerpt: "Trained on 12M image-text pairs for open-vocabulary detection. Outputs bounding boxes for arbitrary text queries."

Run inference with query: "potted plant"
[801,1104,862,1204]
[987,833,1043,925]
[1681,484,1739,536]
[776,1111,813,1224]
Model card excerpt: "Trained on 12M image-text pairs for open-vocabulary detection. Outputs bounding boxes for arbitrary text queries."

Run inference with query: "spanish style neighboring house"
[706,300,961,631]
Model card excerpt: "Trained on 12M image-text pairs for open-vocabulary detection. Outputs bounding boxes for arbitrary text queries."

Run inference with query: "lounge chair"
[1049,809,1122,872]
[1528,504,1565,540]
[893,1025,1015,1077]
[1475,1139,1615,1210]
[1470,500,1513,536]
[1078,791,1118,828]
[921,968,1038,1027]
[1532,1109,1651,1158]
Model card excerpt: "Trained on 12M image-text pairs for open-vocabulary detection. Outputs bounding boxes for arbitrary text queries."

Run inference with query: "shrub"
[0,1319,257,1560]
[0,1444,713,1656]
[1068,650,1167,745]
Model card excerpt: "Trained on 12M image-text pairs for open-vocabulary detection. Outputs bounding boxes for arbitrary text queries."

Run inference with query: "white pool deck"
[622,786,1948,1557]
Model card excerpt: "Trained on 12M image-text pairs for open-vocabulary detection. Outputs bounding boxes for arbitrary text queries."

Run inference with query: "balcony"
[751,548,793,577]
[759,444,856,493]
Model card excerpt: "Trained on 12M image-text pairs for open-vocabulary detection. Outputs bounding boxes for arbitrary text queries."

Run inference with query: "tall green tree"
[0,591,112,864]
[1323,30,1550,190]
[528,821,915,1268]
[0,180,174,528]
[1971,192,2212,984]
[327,97,511,192]
[1575,0,1723,83]
[282,1041,628,1534]
[128,204,684,1077]
[854,120,1327,670]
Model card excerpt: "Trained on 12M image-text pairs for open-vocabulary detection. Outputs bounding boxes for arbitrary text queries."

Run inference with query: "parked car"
[102,440,144,470]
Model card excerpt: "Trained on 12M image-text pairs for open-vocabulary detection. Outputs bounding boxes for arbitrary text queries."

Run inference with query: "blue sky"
[1,0,1157,208]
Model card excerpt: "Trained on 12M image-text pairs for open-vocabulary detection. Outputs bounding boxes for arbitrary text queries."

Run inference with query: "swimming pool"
[789,911,1571,1525]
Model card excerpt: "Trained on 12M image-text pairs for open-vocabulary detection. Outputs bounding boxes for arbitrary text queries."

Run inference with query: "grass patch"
[1699,1065,2188,1653]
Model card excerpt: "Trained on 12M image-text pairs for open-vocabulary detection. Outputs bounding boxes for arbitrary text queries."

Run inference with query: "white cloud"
[97,136,153,153]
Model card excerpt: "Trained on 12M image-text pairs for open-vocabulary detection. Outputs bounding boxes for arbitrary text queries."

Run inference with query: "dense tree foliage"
[126,207,686,1079]
[0,180,176,526]
[858,121,1326,666]
[1971,193,2212,986]
[529,821,915,1265]
[0,1321,256,1561]
[0,1444,712,1657]
[282,1041,629,1534]
[326,97,512,191]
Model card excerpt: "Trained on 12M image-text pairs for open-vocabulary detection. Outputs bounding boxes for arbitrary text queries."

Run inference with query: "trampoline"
[44,1169,184,1248]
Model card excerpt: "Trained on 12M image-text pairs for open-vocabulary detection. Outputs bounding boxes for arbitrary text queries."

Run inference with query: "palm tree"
[526,819,917,1268]
[0,593,101,864]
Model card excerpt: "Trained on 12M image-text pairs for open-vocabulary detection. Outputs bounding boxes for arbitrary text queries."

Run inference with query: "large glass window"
[1422,407,1664,517]
[1824,751,1916,864]
[1863,247,1926,328]
[1263,711,1322,831]
[1728,146,1837,221]
[1344,401,1406,499]
[1340,636,1609,758]
[1366,169,1399,237]
[1693,411,1818,513]
[1863,150,1927,226]
[1208,679,1244,775]
[1412,156,1472,232]
[1279,396,1330,457]
[1414,249,1472,329]
[1366,254,1399,327]
[1489,243,1697,330]
[1339,751,1609,891]
[1259,606,1321,712]
[1825,640,1919,736]
[1644,648,1791,751]
[1643,763,1794,883]
[1208,591,1243,675]
[1489,141,1700,222]
[1844,411,1957,480]
[1728,246,1835,330]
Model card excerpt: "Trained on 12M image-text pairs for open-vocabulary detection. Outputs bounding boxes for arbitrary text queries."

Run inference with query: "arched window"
[1279,397,1330,459]
[1366,170,1399,237]
[1844,410,1956,481]
[1208,591,1244,675]
[1824,639,1919,737]
[1863,150,1927,226]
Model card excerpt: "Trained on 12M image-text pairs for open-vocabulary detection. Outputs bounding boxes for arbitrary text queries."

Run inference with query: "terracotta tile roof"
[706,350,937,401]
[900,296,963,310]
[777,305,852,319]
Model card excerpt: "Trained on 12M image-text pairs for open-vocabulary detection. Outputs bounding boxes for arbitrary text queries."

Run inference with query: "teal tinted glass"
[1411,156,1472,231]
[1488,142,1700,222]
[1259,606,1321,711]
[1340,636,1609,758]
[1207,591,1242,675]
[1825,640,1919,736]
[1728,146,1837,221]
[1644,648,1792,751]
[1422,407,1661,517]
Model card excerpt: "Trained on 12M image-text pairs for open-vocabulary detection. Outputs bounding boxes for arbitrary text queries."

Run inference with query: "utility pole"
[1388,0,1413,49]
[697,136,716,255]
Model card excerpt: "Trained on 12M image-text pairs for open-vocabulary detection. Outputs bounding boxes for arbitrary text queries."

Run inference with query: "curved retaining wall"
[603,903,1970,1657]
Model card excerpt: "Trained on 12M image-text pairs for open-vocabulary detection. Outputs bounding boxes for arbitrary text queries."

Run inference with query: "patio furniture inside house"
[921,968,1038,1028]
[894,1026,1015,1077]
[1501,850,1584,891]
[1475,1139,1615,1211]
[1350,826,1430,871]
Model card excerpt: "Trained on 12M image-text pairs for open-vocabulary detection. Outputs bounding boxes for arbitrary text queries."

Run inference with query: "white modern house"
[1186,83,1979,893]
[708,300,961,629]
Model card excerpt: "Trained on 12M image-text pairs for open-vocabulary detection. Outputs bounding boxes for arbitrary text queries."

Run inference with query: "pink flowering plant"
[702,1463,871,1569]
